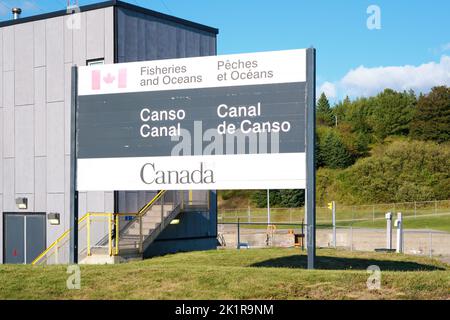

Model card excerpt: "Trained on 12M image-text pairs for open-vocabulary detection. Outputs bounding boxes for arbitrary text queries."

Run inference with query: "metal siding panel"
[86,9,105,60]
[144,19,158,60]
[2,71,14,158]
[104,7,114,64]
[87,191,105,212]
[34,67,46,157]
[2,158,14,211]
[2,70,13,108]
[34,157,46,212]
[117,7,217,62]
[137,19,146,60]
[72,12,86,66]
[64,154,70,221]
[176,28,186,58]
[0,28,3,108]
[0,109,2,194]
[64,63,72,155]
[118,191,126,212]
[64,16,73,63]
[125,191,138,213]
[186,31,201,57]
[46,17,64,102]
[166,24,177,58]
[46,102,64,193]
[156,22,170,59]
[104,191,114,213]
[34,21,46,67]
[78,191,87,217]
[200,35,209,56]
[0,197,2,262]
[15,106,34,194]
[14,23,34,106]
[124,14,138,61]
[46,193,65,245]
[116,9,126,60]
[2,26,14,72]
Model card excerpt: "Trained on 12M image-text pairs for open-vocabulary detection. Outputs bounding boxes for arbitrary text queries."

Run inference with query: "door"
[3,213,46,264]
[4,214,25,264]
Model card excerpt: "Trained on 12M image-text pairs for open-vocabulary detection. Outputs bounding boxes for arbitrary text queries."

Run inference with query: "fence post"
[332,201,336,248]
[139,214,143,253]
[414,201,417,218]
[247,206,250,223]
[372,205,375,222]
[87,213,91,256]
[237,218,240,249]
[429,231,433,258]
[350,226,353,251]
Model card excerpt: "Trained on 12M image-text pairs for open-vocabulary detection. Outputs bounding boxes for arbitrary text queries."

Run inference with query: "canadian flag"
[91,68,127,90]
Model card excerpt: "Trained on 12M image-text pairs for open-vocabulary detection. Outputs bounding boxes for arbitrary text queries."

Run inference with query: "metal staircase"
[32,190,209,265]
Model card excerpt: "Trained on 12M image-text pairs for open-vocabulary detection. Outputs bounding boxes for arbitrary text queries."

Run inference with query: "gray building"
[0,1,218,264]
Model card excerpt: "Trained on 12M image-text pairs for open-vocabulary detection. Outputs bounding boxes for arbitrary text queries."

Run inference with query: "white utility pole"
[385,212,393,250]
[267,189,270,225]
[395,212,403,253]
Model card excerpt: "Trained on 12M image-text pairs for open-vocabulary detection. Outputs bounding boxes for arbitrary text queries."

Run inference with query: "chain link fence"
[219,199,450,224]
[217,199,450,257]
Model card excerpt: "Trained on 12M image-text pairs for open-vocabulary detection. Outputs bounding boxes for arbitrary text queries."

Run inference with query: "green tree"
[250,190,304,208]
[319,129,353,169]
[317,93,334,126]
[369,89,416,140]
[410,86,450,142]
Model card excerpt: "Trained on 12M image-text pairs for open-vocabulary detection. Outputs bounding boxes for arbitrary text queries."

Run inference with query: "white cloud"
[320,55,450,100]
[441,43,450,52]
[318,81,337,99]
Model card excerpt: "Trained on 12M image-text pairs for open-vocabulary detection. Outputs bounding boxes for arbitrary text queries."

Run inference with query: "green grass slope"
[0,248,448,300]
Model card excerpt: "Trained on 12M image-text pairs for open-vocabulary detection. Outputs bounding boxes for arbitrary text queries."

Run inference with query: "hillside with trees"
[219,86,450,208]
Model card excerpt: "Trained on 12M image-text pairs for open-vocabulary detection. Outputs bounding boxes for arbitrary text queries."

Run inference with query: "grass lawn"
[0,248,449,300]
[337,215,450,233]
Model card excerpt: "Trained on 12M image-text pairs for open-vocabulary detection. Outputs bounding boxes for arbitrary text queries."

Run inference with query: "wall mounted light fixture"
[48,213,61,225]
[15,197,28,210]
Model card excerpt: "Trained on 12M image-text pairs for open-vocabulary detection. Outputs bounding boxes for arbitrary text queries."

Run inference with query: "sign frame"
[69,48,316,268]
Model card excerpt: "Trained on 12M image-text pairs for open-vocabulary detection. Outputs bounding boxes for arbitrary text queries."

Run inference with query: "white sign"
[76,49,310,191]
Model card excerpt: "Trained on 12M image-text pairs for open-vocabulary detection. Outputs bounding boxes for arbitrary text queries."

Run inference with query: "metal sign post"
[75,48,316,268]
[327,201,336,247]
[69,65,79,264]
[306,48,316,269]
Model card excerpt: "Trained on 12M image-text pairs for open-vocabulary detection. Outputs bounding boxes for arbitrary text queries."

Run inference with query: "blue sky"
[1,0,449,102]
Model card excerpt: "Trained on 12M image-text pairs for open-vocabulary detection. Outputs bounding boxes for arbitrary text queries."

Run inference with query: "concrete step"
[123,227,155,236]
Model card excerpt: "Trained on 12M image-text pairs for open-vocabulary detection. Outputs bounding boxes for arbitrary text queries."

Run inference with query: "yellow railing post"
[207,191,210,210]
[87,213,91,256]
[108,213,112,256]
[139,214,143,253]
[189,190,193,205]
[181,191,185,210]
[115,214,119,255]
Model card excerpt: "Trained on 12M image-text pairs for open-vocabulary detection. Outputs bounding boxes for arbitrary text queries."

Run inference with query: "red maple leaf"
[103,73,116,84]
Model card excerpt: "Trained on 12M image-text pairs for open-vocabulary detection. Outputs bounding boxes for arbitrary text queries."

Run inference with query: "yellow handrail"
[32,191,167,265]
[31,213,89,265]
[138,190,166,215]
